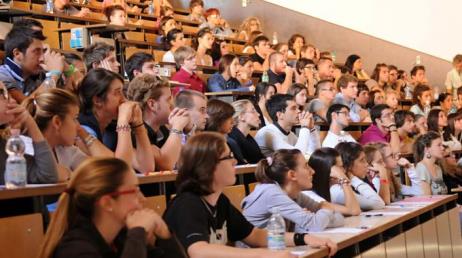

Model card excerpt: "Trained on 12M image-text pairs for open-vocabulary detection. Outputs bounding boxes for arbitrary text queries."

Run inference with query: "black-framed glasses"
[336,111,349,116]
[218,152,235,162]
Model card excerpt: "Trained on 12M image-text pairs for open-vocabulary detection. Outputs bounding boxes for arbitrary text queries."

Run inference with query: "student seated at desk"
[83,42,120,73]
[332,142,386,211]
[156,16,178,44]
[164,132,337,258]
[38,157,181,258]
[237,17,262,42]
[0,82,58,185]
[413,131,448,195]
[62,53,87,94]
[440,146,462,204]
[125,52,158,81]
[44,0,90,17]
[242,149,344,233]
[193,27,214,67]
[287,83,308,111]
[442,112,462,151]
[199,8,234,38]
[322,104,357,148]
[228,99,264,164]
[162,29,186,63]
[409,84,432,117]
[78,69,154,173]
[207,54,254,92]
[304,148,361,216]
[205,99,234,136]
[23,88,114,180]
[188,0,206,23]
[254,82,276,127]
[171,46,206,94]
[236,56,255,88]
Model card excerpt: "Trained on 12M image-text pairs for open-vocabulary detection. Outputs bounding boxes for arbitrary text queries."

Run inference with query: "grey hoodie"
[241,183,344,233]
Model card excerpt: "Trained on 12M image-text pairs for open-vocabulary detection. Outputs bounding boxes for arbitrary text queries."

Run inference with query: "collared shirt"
[445,68,462,95]
[267,69,286,85]
[0,57,44,96]
[359,124,389,145]
[207,72,251,92]
[171,67,205,95]
[333,93,362,122]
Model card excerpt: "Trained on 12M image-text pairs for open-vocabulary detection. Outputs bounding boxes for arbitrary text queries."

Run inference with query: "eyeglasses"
[218,152,235,162]
[107,186,142,198]
[385,152,401,160]
[320,88,335,92]
[304,66,316,70]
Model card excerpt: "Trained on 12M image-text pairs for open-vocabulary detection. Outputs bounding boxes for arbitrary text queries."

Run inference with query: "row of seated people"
[1,10,462,258]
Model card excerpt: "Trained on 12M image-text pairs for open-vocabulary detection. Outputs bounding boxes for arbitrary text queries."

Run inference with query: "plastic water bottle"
[4,129,27,189]
[331,51,337,63]
[404,85,412,99]
[45,0,54,14]
[267,207,286,251]
[415,55,421,65]
[272,32,278,45]
[148,1,155,15]
[43,72,56,89]
[262,71,269,83]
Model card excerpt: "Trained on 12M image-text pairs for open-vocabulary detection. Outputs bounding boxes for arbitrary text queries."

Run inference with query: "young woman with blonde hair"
[238,17,262,41]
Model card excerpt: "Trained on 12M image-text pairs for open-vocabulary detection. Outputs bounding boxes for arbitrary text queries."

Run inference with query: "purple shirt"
[359,124,390,145]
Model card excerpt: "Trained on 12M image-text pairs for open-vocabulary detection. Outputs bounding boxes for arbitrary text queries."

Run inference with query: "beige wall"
[173,0,451,91]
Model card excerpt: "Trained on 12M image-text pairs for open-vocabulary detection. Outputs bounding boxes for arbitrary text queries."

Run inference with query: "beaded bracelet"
[116,124,131,132]
[170,128,183,135]
[131,122,144,129]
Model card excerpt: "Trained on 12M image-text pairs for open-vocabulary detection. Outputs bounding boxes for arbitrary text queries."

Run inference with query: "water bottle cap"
[45,72,52,77]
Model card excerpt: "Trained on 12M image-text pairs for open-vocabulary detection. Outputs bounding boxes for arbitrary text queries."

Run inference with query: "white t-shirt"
[162,50,175,63]
[322,131,357,148]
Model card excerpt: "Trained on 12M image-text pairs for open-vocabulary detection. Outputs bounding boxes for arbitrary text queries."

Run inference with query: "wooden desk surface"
[291,195,457,257]
[0,165,257,200]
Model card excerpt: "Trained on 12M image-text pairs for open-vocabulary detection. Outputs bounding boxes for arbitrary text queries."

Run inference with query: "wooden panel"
[87,12,105,21]
[448,207,462,257]
[11,1,30,10]
[421,218,440,258]
[435,212,453,258]
[385,233,406,258]
[153,49,166,63]
[248,182,257,193]
[59,22,81,50]
[35,19,60,49]
[145,33,158,42]
[223,185,246,212]
[182,25,199,34]
[0,213,44,258]
[405,225,425,258]
[144,195,167,215]
[125,31,145,41]
[361,243,386,258]
[31,3,43,12]
[125,47,152,60]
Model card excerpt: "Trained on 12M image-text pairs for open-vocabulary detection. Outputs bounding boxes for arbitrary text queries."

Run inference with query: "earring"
[426,153,432,159]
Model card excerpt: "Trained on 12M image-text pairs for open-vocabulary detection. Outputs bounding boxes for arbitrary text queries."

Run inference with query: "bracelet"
[380,178,389,185]
[338,178,351,186]
[63,64,75,78]
[170,128,183,135]
[48,69,62,77]
[293,233,307,246]
[309,128,316,133]
[131,122,144,129]
[116,124,131,132]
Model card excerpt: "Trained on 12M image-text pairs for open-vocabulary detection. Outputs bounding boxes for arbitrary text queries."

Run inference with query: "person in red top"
[171,46,205,95]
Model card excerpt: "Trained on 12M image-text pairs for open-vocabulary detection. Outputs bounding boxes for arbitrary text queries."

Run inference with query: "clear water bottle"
[331,51,336,63]
[267,207,286,251]
[45,0,54,14]
[272,32,278,45]
[4,129,27,189]
[404,85,412,99]
[148,1,155,15]
[43,72,56,89]
[262,71,269,83]
[415,55,421,65]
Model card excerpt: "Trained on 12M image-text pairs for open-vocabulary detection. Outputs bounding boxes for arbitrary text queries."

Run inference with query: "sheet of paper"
[362,211,410,216]
[321,227,365,234]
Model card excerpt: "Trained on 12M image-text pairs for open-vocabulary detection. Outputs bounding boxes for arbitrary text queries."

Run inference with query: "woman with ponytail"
[22,88,113,181]
[164,132,337,257]
[242,149,344,233]
[38,157,174,258]
[0,82,58,185]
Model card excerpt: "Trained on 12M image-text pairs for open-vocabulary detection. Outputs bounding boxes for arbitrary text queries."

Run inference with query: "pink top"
[359,124,390,145]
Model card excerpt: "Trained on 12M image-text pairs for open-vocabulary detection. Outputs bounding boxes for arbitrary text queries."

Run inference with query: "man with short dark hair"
[250,35,272,71]
[12,19,43,31]
[174,89,209,140]
[322,104,356,148]
[394,110,416,153]
[125,52,158,81]
[307,79,336,122]
[359,104,400,153]
[333,74,370,122]
[355,82,369,108]
[267,52,293,93]
[410,65,427,87]
[82,42,120,73]
[0,27,64,102]
[317,57,334,80]
[255,94,319,156]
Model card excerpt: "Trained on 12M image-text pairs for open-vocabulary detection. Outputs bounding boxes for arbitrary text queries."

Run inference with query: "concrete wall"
[173,0,451,91]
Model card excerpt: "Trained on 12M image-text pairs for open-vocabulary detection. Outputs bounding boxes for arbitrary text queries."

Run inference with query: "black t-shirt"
[227,127,264,165]
[250,53,265,65]
[163,192,254,250]
[267,69,286,85]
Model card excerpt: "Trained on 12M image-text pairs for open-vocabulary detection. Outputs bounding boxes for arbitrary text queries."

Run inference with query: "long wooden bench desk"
[290,195,461,258]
